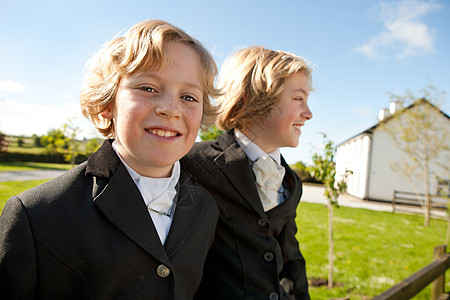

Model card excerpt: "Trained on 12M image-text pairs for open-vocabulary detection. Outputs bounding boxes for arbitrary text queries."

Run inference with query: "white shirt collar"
[111,141,180,200]
[111,141,180,244]
[234,129,281,164]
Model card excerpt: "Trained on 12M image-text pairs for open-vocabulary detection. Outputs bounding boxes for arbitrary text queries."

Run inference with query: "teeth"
[149,129,177,137]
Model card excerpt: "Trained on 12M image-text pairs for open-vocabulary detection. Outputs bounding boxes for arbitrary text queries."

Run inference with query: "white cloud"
[355,0,442,61]
[0,99,100,139]
[0,81,25,92]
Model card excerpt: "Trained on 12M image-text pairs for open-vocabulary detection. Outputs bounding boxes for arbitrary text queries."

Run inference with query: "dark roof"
[337,98,450,147]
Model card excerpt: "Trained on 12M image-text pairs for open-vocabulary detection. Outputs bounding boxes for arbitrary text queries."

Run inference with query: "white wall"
[335,134,371,199]
[368,130,415,201]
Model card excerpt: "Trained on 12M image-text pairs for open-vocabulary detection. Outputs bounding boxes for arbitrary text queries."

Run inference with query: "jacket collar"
[87,140,208,264]
[85,139,120,179]
[164,164,210,258]
[212,131,266,217]
[212,131,299,217]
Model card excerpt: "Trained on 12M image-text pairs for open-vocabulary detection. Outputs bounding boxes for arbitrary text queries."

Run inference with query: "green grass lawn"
[297,201,449,299]
[0,162,73,172]
[0,179,48,211]
[0,162,72,210]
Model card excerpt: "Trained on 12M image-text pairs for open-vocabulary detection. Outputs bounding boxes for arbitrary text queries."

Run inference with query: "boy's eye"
[138,86,157,93]
[181,95,198,102]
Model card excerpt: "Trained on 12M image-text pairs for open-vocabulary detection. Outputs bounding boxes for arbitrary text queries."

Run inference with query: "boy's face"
[102,42,204,177]
[244,72,312,153]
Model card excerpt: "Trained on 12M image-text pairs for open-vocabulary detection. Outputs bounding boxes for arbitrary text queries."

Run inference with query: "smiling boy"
[184,46,312,300]
[0,20,220,299]
[101,42,204,178]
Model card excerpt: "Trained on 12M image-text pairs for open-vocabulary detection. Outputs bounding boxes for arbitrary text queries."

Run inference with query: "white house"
[335,99,450,202]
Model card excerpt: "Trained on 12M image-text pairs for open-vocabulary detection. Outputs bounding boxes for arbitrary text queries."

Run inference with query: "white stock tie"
[137,177,176,244]
[252,155,285,212]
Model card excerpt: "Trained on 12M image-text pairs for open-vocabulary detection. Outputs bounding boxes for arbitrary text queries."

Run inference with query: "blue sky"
[1,0,449,164]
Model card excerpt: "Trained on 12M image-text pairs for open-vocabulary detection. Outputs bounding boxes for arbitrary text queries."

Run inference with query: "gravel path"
[0,170,66,182]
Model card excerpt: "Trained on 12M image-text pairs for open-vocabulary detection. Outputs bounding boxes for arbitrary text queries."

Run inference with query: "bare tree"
[379,86,450,227]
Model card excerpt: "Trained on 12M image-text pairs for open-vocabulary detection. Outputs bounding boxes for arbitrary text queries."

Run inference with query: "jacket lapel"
[282,156,302,203]
[213,131,266,217]
[163,170,208,257]
[88,140,171,266]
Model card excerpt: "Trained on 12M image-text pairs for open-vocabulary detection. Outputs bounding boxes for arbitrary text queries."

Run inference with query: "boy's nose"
[303,105,313,120]
[156,95,181,119]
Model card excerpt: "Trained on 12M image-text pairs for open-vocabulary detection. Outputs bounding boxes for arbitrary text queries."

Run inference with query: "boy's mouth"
[146,128,180,138]
[293,124,304,131]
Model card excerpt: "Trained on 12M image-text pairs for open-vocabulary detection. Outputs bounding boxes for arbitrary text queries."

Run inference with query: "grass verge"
[0,180,49,211]
[0,162,73,172]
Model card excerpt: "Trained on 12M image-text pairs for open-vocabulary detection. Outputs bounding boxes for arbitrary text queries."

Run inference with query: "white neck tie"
[137,177,176,244]
[252,155,285,211]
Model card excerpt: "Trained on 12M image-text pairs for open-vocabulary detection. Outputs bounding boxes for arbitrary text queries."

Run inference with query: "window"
[437,179,450,197]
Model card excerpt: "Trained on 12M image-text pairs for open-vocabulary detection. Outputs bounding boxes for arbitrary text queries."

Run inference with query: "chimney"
[389,101,402,114]
[378,108,390,121]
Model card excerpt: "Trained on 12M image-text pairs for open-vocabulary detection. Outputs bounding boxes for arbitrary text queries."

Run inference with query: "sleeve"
[279,214,310,300]
[0,196,37,299]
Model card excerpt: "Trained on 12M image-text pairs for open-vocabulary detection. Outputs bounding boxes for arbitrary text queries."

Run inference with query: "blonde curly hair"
[216,46,313,131]
[80,20,220,137]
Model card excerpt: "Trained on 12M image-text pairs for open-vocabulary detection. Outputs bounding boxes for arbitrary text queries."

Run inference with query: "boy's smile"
[101,42,204,178]
[293,123,304,133]
[146,127,180,138]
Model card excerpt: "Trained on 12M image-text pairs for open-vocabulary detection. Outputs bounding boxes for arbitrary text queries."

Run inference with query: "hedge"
[0,152,88,164]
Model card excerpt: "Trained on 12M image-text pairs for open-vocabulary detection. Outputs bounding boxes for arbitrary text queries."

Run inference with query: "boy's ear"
[100,106,114,119]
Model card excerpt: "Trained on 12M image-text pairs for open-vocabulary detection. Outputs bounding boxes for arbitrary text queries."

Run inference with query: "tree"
[17,137,24,147]
[41,128,69,155]
[0,132,8,153]
[32,134,43,147]
[379,86,449,227]
[199,125,224,141]
[62,121,81,165]
[291,161,321,184]
[309,133,350,288]
[40,120,82,165]
[84,138,100,156]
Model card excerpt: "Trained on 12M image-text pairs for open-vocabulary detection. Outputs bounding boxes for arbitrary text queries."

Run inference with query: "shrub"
[291,161,322,184]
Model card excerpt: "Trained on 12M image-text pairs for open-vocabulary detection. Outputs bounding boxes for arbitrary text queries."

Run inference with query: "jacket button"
[257,218,267,227]
[269,291,279,300]
[156,264,170,278]
[264,252,274,262]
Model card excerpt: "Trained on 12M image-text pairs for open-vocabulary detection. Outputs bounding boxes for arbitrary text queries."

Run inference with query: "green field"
[0,162,73,172]
[0,162,72,210]
[4,136,47,154]
[297,201,449,299]
[0,179,49,211]
[3,135,99,157]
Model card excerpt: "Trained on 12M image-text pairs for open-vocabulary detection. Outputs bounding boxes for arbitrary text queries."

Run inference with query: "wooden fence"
[392,190,447,213]
[372,245,450,300]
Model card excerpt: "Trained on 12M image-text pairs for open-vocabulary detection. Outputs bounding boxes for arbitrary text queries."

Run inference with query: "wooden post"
[392,190,396,213]
[432,245,446,300]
